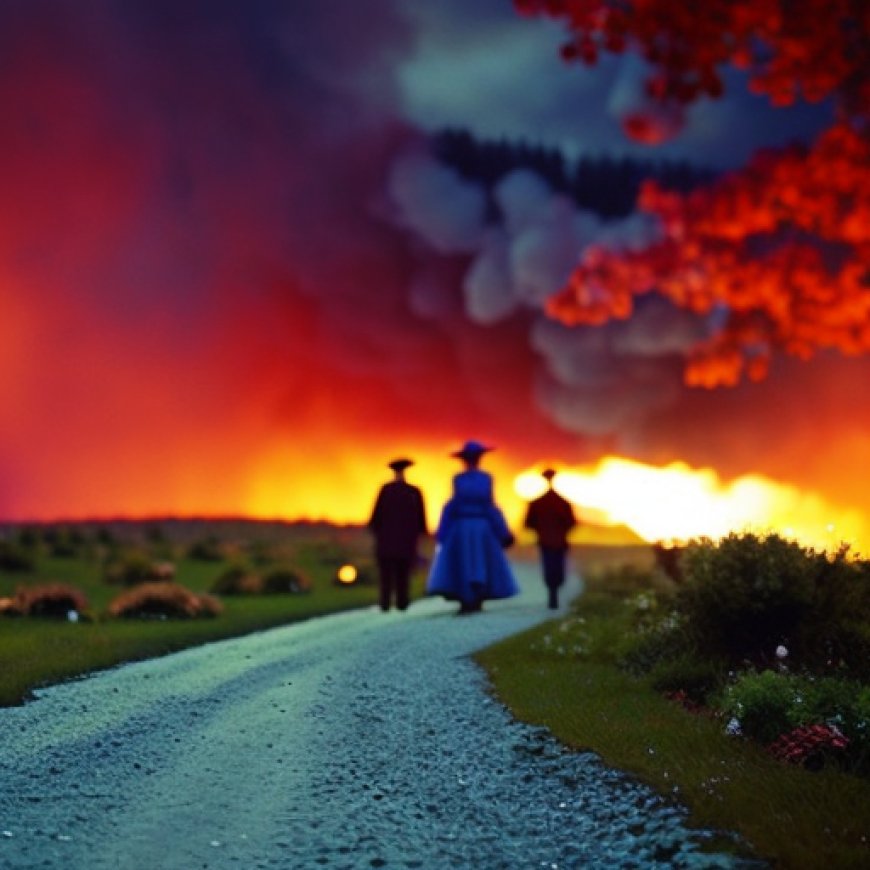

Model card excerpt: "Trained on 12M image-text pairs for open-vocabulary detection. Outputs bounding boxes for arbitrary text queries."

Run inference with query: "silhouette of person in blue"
[368,458,428,611]
[426,440,518,615]
[523,468,577,609]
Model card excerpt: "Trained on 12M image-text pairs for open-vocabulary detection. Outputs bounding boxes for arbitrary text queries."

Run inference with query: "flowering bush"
[766,724,849,771]
[724,670,870,774]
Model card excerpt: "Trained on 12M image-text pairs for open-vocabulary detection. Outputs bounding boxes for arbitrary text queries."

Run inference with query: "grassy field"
[4,525,869,867]
[0,519,428,706]
[476,545,870,869]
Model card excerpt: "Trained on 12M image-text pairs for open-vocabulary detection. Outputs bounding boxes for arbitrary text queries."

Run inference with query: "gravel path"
[0,563,757,869]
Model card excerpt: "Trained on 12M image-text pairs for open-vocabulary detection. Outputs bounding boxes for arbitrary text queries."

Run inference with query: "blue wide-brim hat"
[451,440,492,459]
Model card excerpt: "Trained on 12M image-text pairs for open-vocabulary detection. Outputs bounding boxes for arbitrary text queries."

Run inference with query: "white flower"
[725,717,742,736]
[775,645,789,659]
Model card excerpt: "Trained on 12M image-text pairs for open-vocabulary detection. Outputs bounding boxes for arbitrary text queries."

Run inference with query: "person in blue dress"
[426,440,519,615]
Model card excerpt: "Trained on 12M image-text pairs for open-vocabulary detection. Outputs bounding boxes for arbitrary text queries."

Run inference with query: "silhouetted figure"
[368,458,428,612]
[523,468,577,609]
[426,441,518,615]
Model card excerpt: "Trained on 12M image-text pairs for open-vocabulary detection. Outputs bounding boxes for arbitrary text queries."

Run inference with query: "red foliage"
[766,723,850,768]
[516,1,870,386]
[515,1,869,118]
[548,124,870,385]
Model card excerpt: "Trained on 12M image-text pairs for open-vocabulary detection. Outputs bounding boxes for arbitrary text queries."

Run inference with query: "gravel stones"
[0,565,759,868]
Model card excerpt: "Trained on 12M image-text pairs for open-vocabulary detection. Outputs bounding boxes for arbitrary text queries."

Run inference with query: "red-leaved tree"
[516,0,870,386]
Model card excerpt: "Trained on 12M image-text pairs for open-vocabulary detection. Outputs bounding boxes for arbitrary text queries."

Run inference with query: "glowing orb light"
[337,564,358,585]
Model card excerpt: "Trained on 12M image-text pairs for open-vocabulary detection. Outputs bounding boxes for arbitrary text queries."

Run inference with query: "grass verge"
[0,588,389,707]
[475,561,870,869]
[0,520,416,706]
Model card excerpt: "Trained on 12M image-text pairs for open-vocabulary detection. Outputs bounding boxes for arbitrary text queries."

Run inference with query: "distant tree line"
[432,127,716,219]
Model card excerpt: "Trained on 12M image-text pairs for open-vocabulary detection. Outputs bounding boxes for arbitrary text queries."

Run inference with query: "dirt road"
[0,564,750,868]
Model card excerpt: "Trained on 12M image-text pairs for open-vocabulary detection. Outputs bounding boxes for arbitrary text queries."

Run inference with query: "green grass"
[0,520,422,706]
[476,548,870,870]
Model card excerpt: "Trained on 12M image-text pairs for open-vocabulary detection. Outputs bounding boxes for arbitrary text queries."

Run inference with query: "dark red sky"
[1,0,866,537]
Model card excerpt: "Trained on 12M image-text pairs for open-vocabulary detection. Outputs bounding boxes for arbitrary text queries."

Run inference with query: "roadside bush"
[652,543,686,583]
[792,548,870,682]
[767,724,851,770]
[187,537,224,561]
[721,670,870,776]
[10,583,89,619]
[108,582,223,619]
[722,670,798,744]
[245,540,277,567]
[0,540,36,572]
[588,562,664,597]
[261,568,311,594]
[104,553,175,585]
[621,618,691,675]
[211,567,262,596]
[678,533,816,667]
[43,526,85,558]
[801,679,870,775]
[15,526,41,549]
[648,652,726,705]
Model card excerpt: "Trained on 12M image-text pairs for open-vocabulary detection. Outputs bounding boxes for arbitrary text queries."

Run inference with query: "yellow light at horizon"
[515,456,870,552]
[337,564,358,584]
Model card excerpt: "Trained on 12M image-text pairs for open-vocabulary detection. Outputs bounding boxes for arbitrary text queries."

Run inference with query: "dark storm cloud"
[0,0,860,522]
[397,1,831,169]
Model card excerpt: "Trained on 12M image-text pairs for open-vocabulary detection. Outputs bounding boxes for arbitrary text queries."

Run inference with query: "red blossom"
[766,723,850,767]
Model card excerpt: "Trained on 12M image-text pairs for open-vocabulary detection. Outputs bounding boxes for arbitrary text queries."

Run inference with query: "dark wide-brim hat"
[451,440,493,460]
[388,458,414,471]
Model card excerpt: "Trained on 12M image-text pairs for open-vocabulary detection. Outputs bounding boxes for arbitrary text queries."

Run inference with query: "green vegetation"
[477,539,870,869]
[0,519,414,706]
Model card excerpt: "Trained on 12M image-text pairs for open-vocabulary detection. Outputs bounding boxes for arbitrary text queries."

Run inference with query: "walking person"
[368,458,428,612]
[523,468,577,609]
[426,440,518,615]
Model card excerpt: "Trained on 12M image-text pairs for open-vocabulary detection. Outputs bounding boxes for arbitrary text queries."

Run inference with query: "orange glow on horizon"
[515,457,870,552]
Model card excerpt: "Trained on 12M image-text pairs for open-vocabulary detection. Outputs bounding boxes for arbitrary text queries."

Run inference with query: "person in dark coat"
[523,468,577,609]
[426,441,518,615]
[368,458,428,612]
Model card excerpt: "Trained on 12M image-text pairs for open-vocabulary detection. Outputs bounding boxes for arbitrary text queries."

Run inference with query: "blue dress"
[426,469,519,605]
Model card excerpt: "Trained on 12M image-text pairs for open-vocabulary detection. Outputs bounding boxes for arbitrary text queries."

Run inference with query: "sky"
[1,0,867,543]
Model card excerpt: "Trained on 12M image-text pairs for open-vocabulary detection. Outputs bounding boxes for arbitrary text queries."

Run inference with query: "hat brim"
[451,447,491,459]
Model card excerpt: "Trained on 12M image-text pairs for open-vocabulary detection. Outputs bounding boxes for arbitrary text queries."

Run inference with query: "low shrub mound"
[187,538,224,561]
[0,540,36,572]
[4,583,90,618]
[104,554,177,586]
[678,532,817,668]
[108,582,223,619]
[211,567,263,596]
[261,568,311,594]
